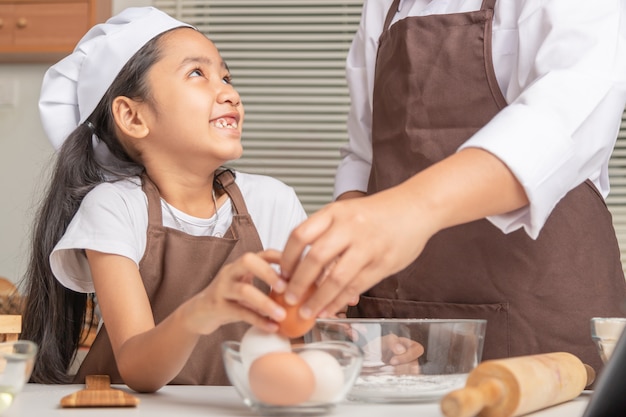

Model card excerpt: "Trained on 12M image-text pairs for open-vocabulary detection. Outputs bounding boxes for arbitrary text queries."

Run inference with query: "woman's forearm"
[397,147,529,234]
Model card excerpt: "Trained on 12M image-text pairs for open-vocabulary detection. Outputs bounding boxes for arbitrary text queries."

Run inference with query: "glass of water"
[591,317,626,364]
[0,340,37,413]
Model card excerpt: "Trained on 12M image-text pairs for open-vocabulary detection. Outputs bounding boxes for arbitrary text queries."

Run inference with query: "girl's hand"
[87,249,288,392]
[347,325,424,371]
[379,334,424,367]
[361,334,424,376]
[182,249,287,334]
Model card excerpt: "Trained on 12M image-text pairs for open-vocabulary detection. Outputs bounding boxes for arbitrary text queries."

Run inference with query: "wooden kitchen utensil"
[60,375,139,407]
[440,352,594,417]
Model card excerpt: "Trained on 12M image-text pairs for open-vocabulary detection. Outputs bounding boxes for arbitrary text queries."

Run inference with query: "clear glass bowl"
[590,317,626,364]
[0,340,37,413]
[222,340,363,416]
[305,318,486,403]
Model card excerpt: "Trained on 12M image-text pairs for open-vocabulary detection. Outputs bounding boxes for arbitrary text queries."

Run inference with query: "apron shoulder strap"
[140,173,164,225]
[383,0,401,33]
[214,168,251,216]
[481,0,496,11]
[383,0,496,32]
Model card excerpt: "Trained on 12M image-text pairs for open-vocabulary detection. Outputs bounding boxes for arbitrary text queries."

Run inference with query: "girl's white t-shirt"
[50,171,307,293]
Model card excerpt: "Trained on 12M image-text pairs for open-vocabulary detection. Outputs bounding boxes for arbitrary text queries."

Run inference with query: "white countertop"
[2,384,592,416]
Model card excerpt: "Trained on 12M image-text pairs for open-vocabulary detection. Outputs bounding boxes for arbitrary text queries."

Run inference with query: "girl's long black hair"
[20,31,170,383]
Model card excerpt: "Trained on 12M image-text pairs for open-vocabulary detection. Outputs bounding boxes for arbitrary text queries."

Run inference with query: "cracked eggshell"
[270,285,317,338]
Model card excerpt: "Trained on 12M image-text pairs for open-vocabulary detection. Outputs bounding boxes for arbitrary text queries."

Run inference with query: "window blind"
[153,0,364,214]
[607,111,626,270]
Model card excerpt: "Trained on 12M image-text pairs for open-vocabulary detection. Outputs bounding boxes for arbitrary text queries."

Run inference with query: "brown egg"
[248,351,315,406]
[270,285,316,338]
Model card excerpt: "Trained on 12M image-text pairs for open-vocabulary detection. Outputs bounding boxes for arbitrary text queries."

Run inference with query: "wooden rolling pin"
[440,352,594,417]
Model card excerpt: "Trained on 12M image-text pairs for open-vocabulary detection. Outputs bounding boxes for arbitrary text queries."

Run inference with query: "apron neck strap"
[383,0,496,33]
[141,168,251,224]
[383,0,401,33]
[141,172,164,224]
[481,0,496,11]
[214,168,250,215]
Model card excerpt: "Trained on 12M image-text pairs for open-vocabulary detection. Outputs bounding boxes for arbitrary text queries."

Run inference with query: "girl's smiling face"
[136,28,244,172]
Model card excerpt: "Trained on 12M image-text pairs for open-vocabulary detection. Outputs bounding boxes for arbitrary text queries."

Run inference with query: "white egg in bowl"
[221,339,363,416]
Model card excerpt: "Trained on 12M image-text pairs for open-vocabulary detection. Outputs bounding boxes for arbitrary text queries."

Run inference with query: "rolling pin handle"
[441,377,505,417]
[583,364,595,387]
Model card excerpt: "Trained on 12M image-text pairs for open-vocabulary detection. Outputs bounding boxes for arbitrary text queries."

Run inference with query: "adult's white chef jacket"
[335,0,626,239]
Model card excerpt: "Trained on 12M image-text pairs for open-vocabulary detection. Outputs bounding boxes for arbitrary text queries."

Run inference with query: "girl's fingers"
[257,249,282,265]
[390,362,421,375]
[388,337,425,365]
[198,252,287,329]
[227,251,286,291]
[227,281,285,322]
[233,306,279,333]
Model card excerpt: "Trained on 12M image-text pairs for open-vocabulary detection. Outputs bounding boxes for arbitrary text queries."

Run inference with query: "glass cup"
[590,317,626,364]
[0,340,37,413]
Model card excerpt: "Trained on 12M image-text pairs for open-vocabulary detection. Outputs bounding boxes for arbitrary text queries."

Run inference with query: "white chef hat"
[39,7,193,152]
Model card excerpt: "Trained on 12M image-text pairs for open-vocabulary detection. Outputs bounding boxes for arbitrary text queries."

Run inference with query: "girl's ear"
[112,96,149,139]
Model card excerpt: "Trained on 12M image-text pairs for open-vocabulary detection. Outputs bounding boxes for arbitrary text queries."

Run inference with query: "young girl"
[21,7,307,392]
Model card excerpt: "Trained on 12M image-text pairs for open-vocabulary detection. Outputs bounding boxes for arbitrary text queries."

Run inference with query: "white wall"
[112,0,150,15]
[0,0,145,285]
[0,64,54,284]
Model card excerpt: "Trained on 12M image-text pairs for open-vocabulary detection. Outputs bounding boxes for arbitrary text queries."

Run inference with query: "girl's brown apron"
[348,0,626,374]
[74,169,265,385]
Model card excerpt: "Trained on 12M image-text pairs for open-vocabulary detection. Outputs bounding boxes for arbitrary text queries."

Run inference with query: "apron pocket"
[348,294,510,360]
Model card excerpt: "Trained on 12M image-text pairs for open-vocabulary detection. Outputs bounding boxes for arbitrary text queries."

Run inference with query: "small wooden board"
[60,375,139,408]
[0,315,21,342]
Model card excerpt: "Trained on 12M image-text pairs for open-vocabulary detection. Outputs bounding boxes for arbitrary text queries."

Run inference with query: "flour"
[348,373,468,403]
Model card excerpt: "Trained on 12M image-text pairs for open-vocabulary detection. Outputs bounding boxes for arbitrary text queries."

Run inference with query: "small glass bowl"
[0,340,38,413]
[306,318,486,403]
[222,340,363,416]
[590,317,626,363]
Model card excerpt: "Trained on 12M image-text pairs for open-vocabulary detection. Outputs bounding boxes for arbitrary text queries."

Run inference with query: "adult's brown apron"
[348,0,626,374]
[74,169,265,385]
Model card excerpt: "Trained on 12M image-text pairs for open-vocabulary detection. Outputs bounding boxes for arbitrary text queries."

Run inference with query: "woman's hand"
[279,148,529,321]
[182,249,287,334]
[279,188,435,320]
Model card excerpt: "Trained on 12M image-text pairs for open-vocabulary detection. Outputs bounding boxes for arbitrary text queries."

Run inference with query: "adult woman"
[280,0,626,373]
